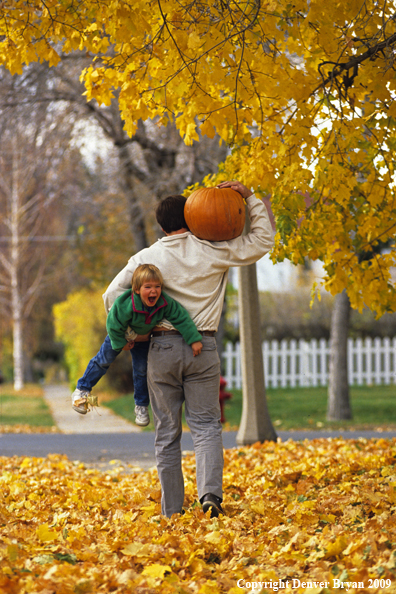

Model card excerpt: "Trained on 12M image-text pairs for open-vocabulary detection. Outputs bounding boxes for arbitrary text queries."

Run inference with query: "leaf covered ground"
[1,438,396,593]
[0,425,59,434]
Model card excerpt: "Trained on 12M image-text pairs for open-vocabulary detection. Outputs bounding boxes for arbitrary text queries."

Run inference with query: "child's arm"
[122,341,135,351]
[191,341,203,357]
[162,293,203,351]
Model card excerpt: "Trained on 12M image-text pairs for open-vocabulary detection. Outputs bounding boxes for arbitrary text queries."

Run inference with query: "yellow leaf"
[323,536,348,558]
[189,558,206,573]
[319,514,336,524]
[251,501,266,515]
[7,545,19,562]
[47,46,61,67]
[188,32,202,51]
[184,122,199,145]
[200,119,216,139]
[199,581,222,594]
[140,502,158,514]
[121,542,153,556]
[36,523,58,542]
[141,564,172,579]
[204,531,223,544]
[9,481,26,495]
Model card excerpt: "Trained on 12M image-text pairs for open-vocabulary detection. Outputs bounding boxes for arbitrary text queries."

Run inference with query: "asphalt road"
[1,429,395,470]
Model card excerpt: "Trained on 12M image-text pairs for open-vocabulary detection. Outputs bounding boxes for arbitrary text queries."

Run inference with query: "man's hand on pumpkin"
[217,180,253,199]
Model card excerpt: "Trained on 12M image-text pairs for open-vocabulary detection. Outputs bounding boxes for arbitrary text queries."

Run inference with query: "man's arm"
[215,180,275,266]
[103,258,140,314]
[217,181,275,230]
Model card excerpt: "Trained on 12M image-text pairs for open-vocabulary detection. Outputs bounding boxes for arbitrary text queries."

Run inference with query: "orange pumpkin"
[184,186,246,241]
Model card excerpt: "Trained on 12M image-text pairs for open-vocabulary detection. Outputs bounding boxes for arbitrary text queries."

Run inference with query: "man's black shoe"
[201,493,224,518]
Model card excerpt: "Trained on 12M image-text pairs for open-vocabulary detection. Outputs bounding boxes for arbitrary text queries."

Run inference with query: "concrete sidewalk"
[43,384,140,434]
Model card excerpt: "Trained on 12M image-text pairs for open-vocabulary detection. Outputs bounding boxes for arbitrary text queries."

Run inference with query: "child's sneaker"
[134,405,150,427]
[71,388,90,415]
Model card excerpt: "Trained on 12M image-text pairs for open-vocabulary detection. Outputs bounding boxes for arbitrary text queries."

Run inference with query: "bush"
[53,287,107,388]
[53,287,134,393]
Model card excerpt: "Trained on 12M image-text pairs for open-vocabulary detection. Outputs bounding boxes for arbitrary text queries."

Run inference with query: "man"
[103,180,274,517]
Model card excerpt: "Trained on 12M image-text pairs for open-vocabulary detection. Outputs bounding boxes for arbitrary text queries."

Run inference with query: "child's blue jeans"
[76,335,150,407]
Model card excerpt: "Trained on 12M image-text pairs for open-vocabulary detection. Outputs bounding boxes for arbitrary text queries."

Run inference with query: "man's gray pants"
[147,335,223,517]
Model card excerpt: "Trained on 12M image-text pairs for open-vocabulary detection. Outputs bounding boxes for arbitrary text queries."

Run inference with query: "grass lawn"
[223,384,396,430]
[103,384,396,431]
[0,384,56,429]
[1,382,395,432]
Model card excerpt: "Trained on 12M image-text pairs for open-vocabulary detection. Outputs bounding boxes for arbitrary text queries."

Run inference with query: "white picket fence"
[222,337,396,389]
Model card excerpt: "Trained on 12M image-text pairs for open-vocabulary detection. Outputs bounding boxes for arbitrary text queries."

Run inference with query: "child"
[71,264,202,426]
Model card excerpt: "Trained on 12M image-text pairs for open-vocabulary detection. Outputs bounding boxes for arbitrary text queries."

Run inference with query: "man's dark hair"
[155,195,189,233]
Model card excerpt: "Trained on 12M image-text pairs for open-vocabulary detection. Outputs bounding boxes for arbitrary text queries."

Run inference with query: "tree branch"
[316,32,396,93]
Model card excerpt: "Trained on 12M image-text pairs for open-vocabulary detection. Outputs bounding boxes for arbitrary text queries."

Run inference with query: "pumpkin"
[184,186,246,241]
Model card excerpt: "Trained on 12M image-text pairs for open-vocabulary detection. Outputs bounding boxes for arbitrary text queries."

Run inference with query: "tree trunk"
[117,143,150,252]
[215,299,226,374]
[327,290,352,420]
[236,203,277,445]
[12,299,24,390]
[10,142,24,390]
[236,261,277,443]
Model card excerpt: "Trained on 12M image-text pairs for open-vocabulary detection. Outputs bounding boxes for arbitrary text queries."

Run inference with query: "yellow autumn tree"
[1,0,396,314]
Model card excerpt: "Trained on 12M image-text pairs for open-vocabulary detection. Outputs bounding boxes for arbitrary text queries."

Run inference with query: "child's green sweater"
[106,290,202,351]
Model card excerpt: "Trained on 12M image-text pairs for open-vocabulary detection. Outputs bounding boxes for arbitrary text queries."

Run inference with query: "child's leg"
[130,341,150,407]
[77,335,120,392]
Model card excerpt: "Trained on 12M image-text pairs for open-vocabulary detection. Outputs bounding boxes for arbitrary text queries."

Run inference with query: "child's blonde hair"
[132,264,164,293]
